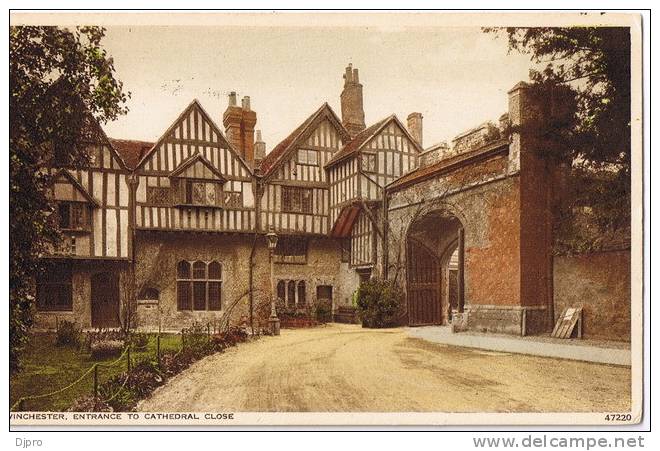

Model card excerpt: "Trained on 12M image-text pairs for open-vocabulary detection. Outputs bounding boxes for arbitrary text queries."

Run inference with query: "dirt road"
[139,324,630,412]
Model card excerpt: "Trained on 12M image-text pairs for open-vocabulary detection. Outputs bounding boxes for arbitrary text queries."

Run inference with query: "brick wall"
[553,250,631,342]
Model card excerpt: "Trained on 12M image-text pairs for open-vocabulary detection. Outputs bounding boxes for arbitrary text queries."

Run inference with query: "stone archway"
[406,209,465,326]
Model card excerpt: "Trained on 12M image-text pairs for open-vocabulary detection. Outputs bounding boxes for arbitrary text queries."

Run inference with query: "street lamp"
[266,227,280,336]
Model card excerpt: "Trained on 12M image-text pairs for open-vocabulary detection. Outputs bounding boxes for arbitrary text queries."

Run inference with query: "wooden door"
[407,239,442,326]
[91,272,120,328]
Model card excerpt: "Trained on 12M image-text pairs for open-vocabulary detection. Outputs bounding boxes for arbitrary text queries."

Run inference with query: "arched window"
[177,260,191,279]
[193,261,206,279]
[287,281,296,307]
[297,281,306,306]
[176,261,192,310]
[177,260,223,311]
[208,261,222,280]
[208,261,222,311]
[277,280,286,302]
[139,287,160,301]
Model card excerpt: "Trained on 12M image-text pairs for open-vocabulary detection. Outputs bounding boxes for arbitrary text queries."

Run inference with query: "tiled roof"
[109,138,154,170]
[386,138,510,192]
[259,103,349,176]
[324,116,392,167]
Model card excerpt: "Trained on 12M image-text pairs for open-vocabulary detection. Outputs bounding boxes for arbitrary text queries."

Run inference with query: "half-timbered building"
[35,121,133,330]
[33,63,630,341]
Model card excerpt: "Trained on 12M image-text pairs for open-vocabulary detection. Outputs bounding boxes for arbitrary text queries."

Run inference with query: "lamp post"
[266,227,280,336]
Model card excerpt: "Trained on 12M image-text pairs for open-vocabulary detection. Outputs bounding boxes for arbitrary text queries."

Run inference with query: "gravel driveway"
[138,324,630,412]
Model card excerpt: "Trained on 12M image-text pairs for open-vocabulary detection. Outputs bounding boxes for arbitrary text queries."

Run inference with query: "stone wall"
[133,232,352,331]
[387,151,525,332]
[134,232,270,331]
[553,250,631,342]
[33,260,130,330]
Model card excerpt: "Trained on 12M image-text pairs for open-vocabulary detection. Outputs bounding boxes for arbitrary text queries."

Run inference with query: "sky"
[100,25,537,152]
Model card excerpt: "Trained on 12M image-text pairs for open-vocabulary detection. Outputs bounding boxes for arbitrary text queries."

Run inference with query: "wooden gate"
[407,239,442,326]
[91,272,120,328]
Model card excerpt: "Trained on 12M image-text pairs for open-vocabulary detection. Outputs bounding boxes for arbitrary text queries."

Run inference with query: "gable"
[302,119,344,151]
[261,103,350,178]
[362,119,420,155]
[137,100,252,178]
[51,170,99,206]
[170,154,225,182]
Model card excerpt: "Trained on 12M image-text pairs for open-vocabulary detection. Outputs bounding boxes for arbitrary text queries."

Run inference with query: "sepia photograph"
[8,10,644,429]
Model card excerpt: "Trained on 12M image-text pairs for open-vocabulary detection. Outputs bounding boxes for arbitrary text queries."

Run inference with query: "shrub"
[356,279,403,328]
[98,374,138,412]
[126,359,164,398]
[90,340,124,360]
[128,332,149,351]
[182,322,213,358]
[98,359,165,411]
[314,299,333,323]
[211,326,249,351]
[159,350,189,377]
[56,320,81,347]
[82,329,124,352]
[68,395,113,412]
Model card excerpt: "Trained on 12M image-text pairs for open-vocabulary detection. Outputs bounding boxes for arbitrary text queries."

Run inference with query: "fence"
[11,290,257,412]
[10,329,207,412]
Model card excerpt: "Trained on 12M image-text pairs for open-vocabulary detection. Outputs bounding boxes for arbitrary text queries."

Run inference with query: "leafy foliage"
[10,26,129,372]
[314,299,333,323]
[485,27,631,253]
[90,340,124,360]
[356,279,403,328]
[55,320,81,348]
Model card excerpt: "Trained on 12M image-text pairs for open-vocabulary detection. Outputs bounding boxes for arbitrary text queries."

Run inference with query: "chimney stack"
[340,63,366,137]
[241,96,257,164]
[407,112,423,147]
[254,129,266,163]
[223,92,257,165]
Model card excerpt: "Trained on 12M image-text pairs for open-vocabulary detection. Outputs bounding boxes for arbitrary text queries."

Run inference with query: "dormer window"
[170,153,227,208]
[179,179,223,207]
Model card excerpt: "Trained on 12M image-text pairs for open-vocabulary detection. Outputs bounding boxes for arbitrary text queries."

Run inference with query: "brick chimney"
[241,96,256,164]
[223,92,257,164]
[407,112,423,147]
[223,91,243,153]
[340,63,366,137]
[254,129,266,164]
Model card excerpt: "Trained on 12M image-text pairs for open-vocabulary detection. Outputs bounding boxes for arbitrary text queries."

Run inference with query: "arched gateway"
[406,210,465,326]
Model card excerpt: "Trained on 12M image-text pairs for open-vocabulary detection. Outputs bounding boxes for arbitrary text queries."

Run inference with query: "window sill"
[36,309,74,313]
[174,203,225,210]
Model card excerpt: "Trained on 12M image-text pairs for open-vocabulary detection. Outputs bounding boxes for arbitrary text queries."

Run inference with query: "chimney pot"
[242,96,251,111]
[254,129,266,164]
[228,91,237,107]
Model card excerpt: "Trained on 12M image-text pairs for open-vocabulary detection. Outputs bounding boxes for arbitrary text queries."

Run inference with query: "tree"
[485,27,631,252]
[10,26,129,372]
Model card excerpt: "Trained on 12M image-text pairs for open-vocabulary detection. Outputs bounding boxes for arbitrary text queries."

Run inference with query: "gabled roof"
[325,115,424,168]
[260,103,350,177]
[329,203,361,238]
[135,99,252,175]
[109,138,154,170]
[51,169,100,207]
[170,152,226,182]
